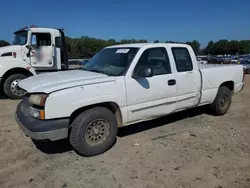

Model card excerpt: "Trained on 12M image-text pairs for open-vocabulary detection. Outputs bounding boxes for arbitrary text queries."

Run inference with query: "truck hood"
[18,70,116,93]
[0,45,21,56]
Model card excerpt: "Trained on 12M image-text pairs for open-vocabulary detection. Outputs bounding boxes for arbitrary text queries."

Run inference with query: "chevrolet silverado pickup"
[15,43,245,157]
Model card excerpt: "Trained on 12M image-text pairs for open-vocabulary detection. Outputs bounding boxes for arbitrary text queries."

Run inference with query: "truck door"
[29,32,55,69]
[171,47,201,111]
[125,47,178,123]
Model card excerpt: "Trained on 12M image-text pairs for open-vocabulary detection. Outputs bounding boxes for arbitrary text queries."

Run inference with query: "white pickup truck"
[15,43,245,157]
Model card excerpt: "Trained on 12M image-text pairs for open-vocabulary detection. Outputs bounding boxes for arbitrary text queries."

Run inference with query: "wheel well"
[220,81,234,91]
[70,102,123,127]
[1,68,33,84]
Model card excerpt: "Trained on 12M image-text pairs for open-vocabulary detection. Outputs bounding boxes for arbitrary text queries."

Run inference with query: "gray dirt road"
[0,76,250,188]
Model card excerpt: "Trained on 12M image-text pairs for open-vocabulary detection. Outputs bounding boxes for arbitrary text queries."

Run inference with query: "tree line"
[1,37,249,58]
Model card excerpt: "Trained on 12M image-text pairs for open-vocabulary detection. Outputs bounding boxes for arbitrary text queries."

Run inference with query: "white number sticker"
[116,49,130,53]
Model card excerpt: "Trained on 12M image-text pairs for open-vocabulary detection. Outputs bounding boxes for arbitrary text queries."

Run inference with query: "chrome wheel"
[10,79,26,96]
[85,118,110,147]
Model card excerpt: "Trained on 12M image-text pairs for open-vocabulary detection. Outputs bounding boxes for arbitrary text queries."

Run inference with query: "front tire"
[69,107,118,157]
[3,74,27,100]
[210,86,232,115]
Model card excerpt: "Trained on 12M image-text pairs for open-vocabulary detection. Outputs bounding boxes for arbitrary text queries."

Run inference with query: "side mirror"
[133,67,153,78]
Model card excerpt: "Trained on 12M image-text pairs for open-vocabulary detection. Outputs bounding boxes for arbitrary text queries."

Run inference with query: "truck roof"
[105,43,191,49]
[14,27,59,34]
[29,27,58,32]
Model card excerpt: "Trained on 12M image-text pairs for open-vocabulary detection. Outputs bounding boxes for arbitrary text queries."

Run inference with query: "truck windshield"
[12,31,28,45]
[83,47,139,76]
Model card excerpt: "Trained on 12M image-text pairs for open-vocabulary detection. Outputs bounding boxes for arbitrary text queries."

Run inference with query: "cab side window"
[32,33,52,46]
[172,47,193,72]
[134,47,171,76]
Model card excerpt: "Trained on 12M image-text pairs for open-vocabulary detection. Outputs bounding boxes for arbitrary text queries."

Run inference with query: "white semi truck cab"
[0,26,70,99]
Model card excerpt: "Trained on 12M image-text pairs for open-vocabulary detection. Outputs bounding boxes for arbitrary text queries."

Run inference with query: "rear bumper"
[15,98,69,141]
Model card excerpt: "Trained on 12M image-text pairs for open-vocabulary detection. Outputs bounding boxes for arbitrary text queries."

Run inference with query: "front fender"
[44,78,127,120]
[0,59,37,77]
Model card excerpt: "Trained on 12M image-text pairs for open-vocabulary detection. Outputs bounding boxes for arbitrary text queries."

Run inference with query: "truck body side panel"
[199,64,244,105]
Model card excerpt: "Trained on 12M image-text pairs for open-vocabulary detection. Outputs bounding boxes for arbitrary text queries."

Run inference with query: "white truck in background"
[196,56,208,64]
[0,26,75,99]
[15,43,245,157]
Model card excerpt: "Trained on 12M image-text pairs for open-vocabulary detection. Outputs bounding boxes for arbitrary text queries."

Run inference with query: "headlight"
[28,94,48,106]
[28,107,43,119]
[28,94,48,119]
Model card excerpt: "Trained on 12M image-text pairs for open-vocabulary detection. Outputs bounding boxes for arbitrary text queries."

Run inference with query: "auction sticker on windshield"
[116,49,130,53]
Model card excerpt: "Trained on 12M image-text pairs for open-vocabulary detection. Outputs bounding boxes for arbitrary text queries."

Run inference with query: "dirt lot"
[0,76,250,188]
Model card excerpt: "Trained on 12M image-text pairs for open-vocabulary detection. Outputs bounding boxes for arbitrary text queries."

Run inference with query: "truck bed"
[198,63,244,106]
[198,63,240,69]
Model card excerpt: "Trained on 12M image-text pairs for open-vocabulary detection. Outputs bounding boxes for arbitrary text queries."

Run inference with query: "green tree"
[0,40,10,47]
[186,40,200,55]
[213,40,230,55]
[204,41,214,55]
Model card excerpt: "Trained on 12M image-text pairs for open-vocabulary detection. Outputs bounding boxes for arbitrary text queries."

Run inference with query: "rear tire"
[210,86,232,116]
[69,107,118,157]
[3,74,27,100]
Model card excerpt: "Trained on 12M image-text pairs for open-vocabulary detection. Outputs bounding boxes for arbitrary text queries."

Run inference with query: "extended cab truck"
[15,43,245,157]
[0,26,72,99]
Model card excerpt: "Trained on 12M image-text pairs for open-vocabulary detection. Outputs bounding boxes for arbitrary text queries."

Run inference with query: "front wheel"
[210,86,232,115]
[3,74,27,100]
[69,107,118,157]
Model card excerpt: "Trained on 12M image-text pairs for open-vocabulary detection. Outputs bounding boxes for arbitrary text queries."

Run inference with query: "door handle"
[168,79,176,86]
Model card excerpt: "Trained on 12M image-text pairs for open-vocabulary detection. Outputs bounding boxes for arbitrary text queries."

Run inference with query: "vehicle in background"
[241,59,250,74]
[239,55,250,61]
[0,26,78,99]
[196,57,208,64]
[207,57,232,64]
[79,59,89,66]
[15,43,244,157]
[230,56,240,64]
[68,59,89,69]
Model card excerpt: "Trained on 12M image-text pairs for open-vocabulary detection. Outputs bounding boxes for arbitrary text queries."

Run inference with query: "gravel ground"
[0,76,250,188]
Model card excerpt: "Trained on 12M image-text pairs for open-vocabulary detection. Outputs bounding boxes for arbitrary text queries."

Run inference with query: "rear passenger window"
[172,47,193,72]
[135,47,171,76]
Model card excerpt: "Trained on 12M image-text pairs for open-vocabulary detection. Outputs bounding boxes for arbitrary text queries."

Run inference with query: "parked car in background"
[207,57,232,64]
[79,60,89,66]
[196,57,208,64]
[241,59,250,74]
[231,56,240,64]
[239,55,250,61]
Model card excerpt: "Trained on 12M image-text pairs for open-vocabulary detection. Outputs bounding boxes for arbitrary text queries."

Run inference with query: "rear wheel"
[3,74,27,100]
[69,107,118,157]
[210,86,232,115]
